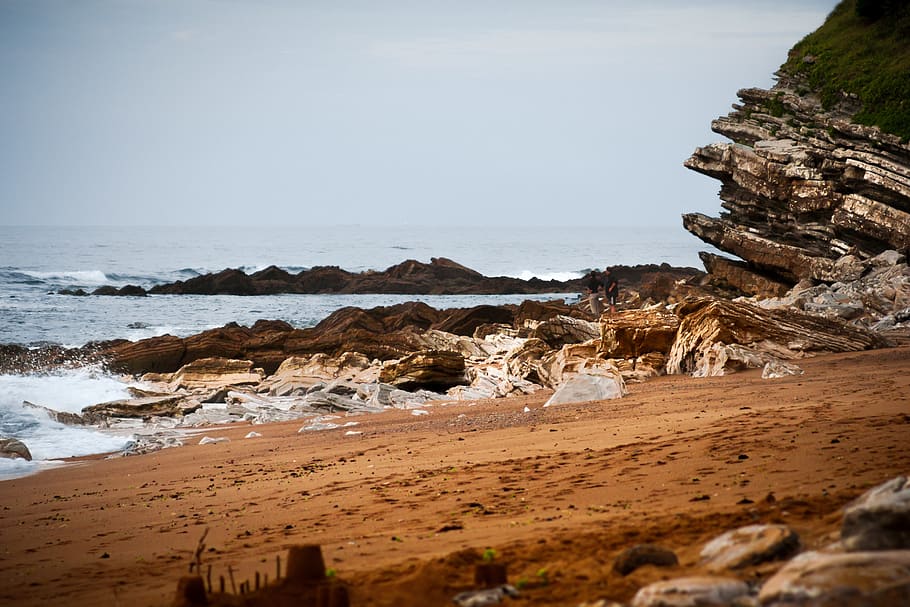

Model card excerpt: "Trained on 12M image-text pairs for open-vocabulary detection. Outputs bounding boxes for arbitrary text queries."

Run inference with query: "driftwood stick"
[228,566,237,594]
[191,527,209,573]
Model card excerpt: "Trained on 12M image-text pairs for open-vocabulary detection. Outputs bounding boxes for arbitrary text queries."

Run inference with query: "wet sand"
[1,347,909,606]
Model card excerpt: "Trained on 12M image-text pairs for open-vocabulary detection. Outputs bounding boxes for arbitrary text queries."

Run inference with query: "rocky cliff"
[683,1,910,299]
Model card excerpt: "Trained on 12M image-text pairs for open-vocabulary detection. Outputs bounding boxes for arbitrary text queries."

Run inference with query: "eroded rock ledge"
[684,78,910,298]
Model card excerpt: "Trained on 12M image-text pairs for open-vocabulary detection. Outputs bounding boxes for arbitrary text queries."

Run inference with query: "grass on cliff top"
[782,0,910,141]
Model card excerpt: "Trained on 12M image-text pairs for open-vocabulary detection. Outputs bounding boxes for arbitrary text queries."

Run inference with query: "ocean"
[0,224,707,479]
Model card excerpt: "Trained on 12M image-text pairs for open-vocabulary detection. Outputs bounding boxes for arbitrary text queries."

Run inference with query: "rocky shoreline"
[4,243,907,463]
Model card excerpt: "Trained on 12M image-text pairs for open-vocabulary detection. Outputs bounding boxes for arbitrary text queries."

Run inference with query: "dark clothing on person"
[584,270,602,293]
[584,270,604,315]
[603,273,618,306]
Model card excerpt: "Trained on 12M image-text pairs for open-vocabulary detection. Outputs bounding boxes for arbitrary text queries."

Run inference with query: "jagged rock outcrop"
[684,79,910,299]
[666,297,886,377]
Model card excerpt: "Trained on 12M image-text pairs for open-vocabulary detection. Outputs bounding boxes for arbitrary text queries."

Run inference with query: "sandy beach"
[1,346,909,606]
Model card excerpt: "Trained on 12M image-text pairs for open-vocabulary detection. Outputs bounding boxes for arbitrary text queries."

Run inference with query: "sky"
[0,0,840,228]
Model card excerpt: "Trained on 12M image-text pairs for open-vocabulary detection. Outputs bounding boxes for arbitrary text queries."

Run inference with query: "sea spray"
[0,367,136,480]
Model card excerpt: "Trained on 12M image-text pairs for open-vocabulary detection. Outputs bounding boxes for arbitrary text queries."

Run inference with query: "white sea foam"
[0,368,136,479]
[512,270,584,282]
[22,270,110,285]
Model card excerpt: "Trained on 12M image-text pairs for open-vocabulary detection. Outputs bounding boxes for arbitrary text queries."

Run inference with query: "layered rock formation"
[684,81,910,298]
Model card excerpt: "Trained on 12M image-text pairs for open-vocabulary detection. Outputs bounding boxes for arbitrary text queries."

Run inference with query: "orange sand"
[1,347,909,606]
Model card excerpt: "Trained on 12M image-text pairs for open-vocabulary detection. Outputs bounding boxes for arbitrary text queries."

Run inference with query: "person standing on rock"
[603,267,618,314]
[584,269,604,316]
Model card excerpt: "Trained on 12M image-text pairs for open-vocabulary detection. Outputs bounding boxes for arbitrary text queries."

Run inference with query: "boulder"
[613,544,679,576]
[842,475,910,551]
[700,524,799,572]
[536,341,602,389]
[0,438,32,461]
[544,371,625,407]
[169,358,263,391]
[758,551,910,606]
[631,576,750,607]
[379,350,467,391]
[530,314,600,349]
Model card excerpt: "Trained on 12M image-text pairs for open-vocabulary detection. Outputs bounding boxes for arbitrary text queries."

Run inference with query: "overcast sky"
[0,0,839,227]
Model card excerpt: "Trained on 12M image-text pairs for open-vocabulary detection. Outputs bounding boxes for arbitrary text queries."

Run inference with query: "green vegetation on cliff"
[782,0,910,140]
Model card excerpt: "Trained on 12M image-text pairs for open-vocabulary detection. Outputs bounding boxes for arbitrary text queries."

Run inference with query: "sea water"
[0,224,709,478]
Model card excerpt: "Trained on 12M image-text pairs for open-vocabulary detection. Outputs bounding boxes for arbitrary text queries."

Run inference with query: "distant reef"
[683,0,910,298]
[61,257,703,297]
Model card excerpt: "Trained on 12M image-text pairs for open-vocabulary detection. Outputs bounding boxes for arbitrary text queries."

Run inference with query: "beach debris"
[198,436,229,445]
[841,475,910,551]
[612,543,679,576]
[631,575,750,607]
[0,437,32,461]
[298,415,342,432]
[700,524,800,572]
[761,359,804,379]
[411,409,429,416]
[758,550,910,606]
